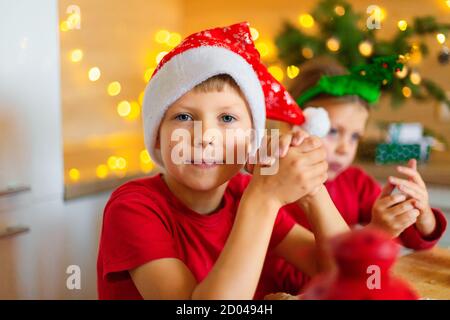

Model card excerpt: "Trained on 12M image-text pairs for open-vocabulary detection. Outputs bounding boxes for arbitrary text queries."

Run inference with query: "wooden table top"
[393,247,450,300]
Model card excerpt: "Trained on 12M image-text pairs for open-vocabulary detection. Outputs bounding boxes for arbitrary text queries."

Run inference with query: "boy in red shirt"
[96,22,349,300]
[266,57,447,298]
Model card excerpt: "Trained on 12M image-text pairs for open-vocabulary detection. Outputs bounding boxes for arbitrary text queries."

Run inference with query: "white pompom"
[298,107,330,137]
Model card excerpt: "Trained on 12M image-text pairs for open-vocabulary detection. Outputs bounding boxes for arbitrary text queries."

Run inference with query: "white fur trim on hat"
[295,107,331,137]
[142,46,266,168]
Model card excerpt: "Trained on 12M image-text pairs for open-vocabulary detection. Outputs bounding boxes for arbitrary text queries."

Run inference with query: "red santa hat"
[143,22,327,168]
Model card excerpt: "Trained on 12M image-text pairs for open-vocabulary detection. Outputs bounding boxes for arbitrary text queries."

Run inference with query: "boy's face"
[156,84,253,191]
[308,98,369,181]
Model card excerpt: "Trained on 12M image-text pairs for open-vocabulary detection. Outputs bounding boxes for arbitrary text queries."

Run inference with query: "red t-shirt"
[271,166,448,295]
[97,172,296,300]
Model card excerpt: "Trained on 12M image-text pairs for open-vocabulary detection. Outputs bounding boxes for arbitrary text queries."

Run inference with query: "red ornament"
[302,228,419,300]
[382,63,388,68]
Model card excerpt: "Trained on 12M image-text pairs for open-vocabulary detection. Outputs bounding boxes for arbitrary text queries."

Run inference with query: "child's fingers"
[263,135,277,159]
[397,184,425,202]
[302,160,328,180]
[292,126,310,136]
[291,130,308,147]
[396,165,425,188]
[294,160,327,191]
[245,143,276,172]
[296,146,327,166]
[408,158,417,171]
[377,193,407,209]
[388,176,427,199]
[273,130,310,158]
[393,209,420,230]
[297,136,323,153]
[388,199,416,217]
[277,133,293,158]
[379,182,395,198]
[413,199,428,211]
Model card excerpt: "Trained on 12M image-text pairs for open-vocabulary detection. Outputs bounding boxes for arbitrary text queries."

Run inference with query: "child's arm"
[274,185,349,275]
[298,185,349,272]
[130,135,328,300]
[265,130,349,275]
[191,185,284,299]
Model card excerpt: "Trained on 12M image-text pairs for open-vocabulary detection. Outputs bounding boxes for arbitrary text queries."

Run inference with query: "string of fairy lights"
[61,7,157,183]
[285,3,449,100]
[60,2,449,184]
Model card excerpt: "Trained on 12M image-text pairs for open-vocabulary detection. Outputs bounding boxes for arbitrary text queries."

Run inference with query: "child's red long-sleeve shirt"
[269,166,447,295]
[289,166,447,250]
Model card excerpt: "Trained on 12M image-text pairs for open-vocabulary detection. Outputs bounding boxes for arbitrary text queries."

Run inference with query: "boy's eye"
[221,114,236,123]
[174,113,193,121]
[351,133,361,141]
[328,128,338,136]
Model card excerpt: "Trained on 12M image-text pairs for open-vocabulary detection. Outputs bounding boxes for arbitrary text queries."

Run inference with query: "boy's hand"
[369,183,420,238]
[244,129,309,173]
[387,159,436,236]
[277,128,326,197]
[247,130,328,208]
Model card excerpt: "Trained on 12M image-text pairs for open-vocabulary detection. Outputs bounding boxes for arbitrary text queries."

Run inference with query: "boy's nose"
[199,135,216,147]
[336,138,351,155]
[193,135,215,148]
[193,119,220,148]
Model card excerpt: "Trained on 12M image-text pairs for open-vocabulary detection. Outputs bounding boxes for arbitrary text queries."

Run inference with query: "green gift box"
[375,143,430,164]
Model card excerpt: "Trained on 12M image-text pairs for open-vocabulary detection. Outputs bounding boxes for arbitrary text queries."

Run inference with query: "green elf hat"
[296,55,406,107]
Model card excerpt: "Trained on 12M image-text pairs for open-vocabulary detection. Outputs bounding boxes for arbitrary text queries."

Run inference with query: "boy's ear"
[155,133,161,149]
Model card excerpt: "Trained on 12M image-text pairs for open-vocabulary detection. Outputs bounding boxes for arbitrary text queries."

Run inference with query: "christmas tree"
[275,0,450,108]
